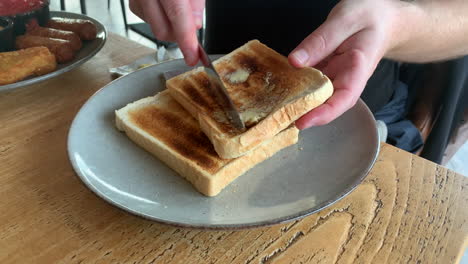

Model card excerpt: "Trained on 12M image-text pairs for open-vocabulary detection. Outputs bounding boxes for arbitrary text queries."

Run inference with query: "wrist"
[384,1,427,61]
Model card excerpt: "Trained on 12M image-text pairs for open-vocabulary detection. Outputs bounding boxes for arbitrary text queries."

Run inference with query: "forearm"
[386,0,468,63]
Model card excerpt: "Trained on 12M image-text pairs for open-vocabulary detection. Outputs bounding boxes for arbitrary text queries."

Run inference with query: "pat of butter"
[241,110,268,126]
[227,69,250,84]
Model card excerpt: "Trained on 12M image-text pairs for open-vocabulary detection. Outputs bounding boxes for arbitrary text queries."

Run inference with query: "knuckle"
[348,49,365,68]
[163,0,187,20]
[329,5,363,31]
[310,33,327,54]
[154,29,170,40]
[328,4,348,21]
[315,106,334,126]
[340,13,356,27]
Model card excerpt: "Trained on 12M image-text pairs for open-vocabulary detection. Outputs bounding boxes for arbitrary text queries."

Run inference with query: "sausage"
[15,35,75,63]
[15,35,74,63]
[26,21,82,51]
[46,17,97,41]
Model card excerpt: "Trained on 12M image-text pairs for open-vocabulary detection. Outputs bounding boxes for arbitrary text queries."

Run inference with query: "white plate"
[68,58,380,229]
[0,11,107,92]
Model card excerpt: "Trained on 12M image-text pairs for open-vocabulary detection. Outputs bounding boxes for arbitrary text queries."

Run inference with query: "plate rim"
[0,11,107,92]
[67,59,380,230]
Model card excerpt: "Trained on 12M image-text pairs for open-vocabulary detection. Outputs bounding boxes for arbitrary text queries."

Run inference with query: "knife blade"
[197,43,246,131]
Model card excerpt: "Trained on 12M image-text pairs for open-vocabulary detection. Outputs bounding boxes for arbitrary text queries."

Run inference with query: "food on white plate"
[0,46,57,85]
[115,90,299,196]
[167,39,333,159]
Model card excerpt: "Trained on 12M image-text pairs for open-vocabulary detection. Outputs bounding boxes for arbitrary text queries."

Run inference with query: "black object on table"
[419,58,468,163]
[0,17,14,52]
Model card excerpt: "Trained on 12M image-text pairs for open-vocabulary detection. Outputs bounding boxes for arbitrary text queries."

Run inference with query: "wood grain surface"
[0,33,467,264]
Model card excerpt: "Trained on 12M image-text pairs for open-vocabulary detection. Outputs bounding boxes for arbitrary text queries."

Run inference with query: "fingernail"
[184,50,198,66]
[296,117,316,130]
[306,118,319,127]
[193,11,203,29]
[292,49,309,66]
[195,17,203,28]
[185,54,195,66]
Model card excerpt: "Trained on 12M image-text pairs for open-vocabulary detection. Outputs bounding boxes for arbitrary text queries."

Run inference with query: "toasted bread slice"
[167,39,333,158]
[115,90,299,197]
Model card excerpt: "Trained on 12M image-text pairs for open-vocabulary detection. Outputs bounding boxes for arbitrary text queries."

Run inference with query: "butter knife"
[197,43,246,131]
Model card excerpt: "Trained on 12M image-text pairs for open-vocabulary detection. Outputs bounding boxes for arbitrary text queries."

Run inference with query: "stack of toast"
[115,40,333,196]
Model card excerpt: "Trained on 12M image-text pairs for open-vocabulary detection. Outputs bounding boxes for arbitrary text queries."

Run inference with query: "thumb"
[288,9,362,68]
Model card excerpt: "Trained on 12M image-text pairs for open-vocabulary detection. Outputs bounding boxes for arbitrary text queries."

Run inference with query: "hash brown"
[0,46,57,85]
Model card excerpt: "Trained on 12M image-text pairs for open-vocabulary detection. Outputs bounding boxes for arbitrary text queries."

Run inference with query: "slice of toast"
[115,90,299,197]
[167,39,333,159]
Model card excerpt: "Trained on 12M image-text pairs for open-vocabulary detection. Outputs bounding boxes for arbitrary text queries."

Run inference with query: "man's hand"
[289,0,411,129]
[129,0,205,66]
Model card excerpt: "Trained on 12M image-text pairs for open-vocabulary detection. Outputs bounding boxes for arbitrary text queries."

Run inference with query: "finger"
[337,29,384,65]
[129,0,144,19]
[161,0,199,66]
[140,0,176,41]
[190,0,205,29]
[295,89,354,129]
[297,26,385,129]
[320,52,346,79]
[288,8,364,68]
[314,53,334,73]
[295,49,369,129]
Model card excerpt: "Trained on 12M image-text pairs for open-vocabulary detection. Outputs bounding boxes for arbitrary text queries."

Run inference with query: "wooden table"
[1,33,467,264]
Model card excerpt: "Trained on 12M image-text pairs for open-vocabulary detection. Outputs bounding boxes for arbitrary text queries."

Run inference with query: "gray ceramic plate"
[0,11,106,92]
[68,58,380,229]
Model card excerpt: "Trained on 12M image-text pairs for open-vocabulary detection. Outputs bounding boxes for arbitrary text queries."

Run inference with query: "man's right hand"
[129,0,205,66]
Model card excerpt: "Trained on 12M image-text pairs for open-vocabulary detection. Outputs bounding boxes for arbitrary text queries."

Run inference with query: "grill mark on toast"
[182,81,214,113]
[185,71,237,134]
[191,72,221,111]
[184,72,227,115]
[238,53,260,73]
[129,105,226,172]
